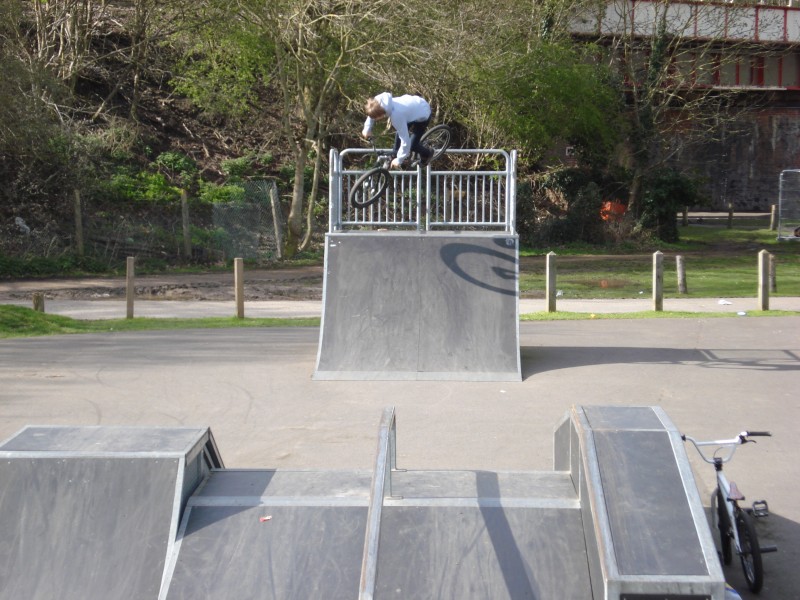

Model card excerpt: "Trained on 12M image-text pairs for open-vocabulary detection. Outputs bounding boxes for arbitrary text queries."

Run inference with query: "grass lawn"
[519,224,800,299]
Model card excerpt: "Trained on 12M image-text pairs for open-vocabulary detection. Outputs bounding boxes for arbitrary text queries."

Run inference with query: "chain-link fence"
[212,180,283,261]
[1,180,284,268]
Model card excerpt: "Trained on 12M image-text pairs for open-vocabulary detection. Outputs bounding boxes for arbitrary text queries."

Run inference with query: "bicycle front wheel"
[349,167,390,208]
[420,124,451,164]
[735,508,763,592]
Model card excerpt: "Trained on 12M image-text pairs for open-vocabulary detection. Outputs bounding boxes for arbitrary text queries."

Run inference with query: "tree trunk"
[299,143,324,252]
[284,142,307,258]
[628,168,644,218]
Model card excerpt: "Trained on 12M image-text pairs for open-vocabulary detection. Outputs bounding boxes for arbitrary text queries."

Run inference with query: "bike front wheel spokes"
[735,509,763,593]
[349,167,390,208]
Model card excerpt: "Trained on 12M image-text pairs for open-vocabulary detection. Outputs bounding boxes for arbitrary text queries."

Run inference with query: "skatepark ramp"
[316,147,520,381]
[0,406,726,599]
[0,426,222,600]
[313,231,521,381]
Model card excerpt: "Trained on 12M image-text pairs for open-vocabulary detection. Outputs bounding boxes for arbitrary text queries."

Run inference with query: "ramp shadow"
[521,346,800,379]
[475,470,541,599]
[440,242,517,296]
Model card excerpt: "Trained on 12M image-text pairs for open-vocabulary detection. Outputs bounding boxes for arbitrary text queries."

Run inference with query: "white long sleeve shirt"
[362,92,431,162]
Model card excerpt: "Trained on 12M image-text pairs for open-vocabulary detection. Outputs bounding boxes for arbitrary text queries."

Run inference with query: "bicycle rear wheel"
[420,124,451,164]
[735,508,763,593]
[349,167,390,208]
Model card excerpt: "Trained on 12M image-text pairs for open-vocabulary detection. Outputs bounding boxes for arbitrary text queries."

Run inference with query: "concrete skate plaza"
[1,316,798,598]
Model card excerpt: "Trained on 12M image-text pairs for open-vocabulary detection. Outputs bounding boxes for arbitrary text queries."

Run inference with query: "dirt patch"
[0,267,324,302]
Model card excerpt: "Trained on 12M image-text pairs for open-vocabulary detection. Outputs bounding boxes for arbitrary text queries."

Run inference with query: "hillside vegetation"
[2,0,756,274]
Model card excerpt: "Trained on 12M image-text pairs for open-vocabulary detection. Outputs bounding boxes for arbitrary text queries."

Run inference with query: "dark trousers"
[393,118,432,162]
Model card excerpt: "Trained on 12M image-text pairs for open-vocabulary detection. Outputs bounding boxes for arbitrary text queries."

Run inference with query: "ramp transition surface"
[314,231,521,381]
[0,426,217,600]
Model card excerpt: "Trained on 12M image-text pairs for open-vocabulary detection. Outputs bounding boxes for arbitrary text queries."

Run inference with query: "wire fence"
[1,180,283,267]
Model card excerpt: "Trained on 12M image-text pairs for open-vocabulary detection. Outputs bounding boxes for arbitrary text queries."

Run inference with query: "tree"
[595,0,774,220]
[175,0,428,257]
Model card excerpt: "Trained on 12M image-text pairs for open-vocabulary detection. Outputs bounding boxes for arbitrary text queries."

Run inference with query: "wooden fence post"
[32,292,45,313]
[770,204,777,231]
[546,252,557,313]
[652,251,664,311]
[769,253,777,293]
[73,189,84,257]
[676,255,688,294]
[181,189,191,259]
[758,250,769,311]
[727,203,734,229]
[126,256,135,319]
[234,257,244,319]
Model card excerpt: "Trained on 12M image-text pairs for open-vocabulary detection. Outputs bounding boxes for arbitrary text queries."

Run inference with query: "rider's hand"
[390,158,403,169]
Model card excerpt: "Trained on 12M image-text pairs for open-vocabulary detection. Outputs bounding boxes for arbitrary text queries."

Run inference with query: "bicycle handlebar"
[682,430,772,464]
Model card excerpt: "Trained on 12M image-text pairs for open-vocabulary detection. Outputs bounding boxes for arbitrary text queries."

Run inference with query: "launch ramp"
[314,231,521,381]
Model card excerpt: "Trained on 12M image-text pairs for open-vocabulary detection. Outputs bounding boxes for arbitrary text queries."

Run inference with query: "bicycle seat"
[727,481,745,501]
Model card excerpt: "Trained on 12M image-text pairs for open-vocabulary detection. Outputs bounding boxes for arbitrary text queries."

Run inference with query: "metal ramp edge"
[0,426,221,600]
[557,406,727,600]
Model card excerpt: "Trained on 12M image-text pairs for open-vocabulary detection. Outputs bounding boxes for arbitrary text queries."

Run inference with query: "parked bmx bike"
[348,124,451,209]
[682,430,778,593]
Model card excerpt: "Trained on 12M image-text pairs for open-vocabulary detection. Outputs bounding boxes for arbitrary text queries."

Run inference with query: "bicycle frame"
[683,431,773,593]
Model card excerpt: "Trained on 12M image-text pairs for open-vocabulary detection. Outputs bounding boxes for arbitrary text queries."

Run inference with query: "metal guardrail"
[358,406,399,600]
[329,148,517,234]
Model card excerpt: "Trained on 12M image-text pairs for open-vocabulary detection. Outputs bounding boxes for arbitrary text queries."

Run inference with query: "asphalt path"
[0,317,798,598]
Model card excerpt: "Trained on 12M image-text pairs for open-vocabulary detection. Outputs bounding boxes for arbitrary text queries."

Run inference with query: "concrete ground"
[0,312,797,598]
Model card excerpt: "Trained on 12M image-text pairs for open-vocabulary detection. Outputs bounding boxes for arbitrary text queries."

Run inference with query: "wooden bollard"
[32,292,45,312]
[126,256,135,319]
[676,255,687,294]
[770,204,777,231]
[758,250,769,311]
[652,251,664,311]
[234,257,244,319]
[546,252,557,313]
[769,253,777,293]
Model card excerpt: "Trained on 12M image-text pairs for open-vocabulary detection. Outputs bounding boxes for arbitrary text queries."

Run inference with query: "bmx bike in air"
[348,124,452,209]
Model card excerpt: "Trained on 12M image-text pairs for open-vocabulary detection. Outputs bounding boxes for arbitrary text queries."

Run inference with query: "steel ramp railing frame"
[329,148,517,234]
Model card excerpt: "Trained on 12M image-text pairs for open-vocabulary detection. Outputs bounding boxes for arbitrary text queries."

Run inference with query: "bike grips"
[746,431,772,437]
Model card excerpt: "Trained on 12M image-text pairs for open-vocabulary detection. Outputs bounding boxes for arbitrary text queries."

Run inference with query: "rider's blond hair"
[364,98,386,119]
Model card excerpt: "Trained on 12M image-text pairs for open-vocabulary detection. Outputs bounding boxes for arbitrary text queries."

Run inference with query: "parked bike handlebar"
[682,430,771,464]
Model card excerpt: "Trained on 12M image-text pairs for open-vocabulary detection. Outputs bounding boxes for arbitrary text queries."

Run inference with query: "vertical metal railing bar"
[359,407,396,600]
[460,174,464,224]
[473,175,479,224]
